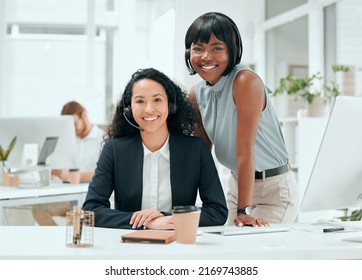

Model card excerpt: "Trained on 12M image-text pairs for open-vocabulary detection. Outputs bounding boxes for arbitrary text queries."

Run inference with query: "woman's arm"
[80,171,94,182]
[197,139,228,226]
[189,87,212,149]
[82,141,136,229]
[232,70,268,227]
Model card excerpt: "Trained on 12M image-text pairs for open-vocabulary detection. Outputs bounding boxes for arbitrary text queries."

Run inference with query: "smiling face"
[131,78,169,135]
[190,33,229,85]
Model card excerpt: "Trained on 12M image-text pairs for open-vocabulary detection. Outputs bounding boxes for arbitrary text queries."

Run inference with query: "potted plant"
[338,208,362,222]
[0,136,19,186]
[272,65,350,117]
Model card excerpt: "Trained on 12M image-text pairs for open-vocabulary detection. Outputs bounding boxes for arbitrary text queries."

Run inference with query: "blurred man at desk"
[32,101,105,226]
[52,101,105,182]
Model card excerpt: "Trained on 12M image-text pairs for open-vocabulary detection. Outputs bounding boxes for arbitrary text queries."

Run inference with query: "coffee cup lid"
[172,205,200,213]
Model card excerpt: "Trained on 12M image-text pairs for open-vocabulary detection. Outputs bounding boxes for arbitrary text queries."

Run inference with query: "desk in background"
[0,183,88,225]
[1,225,362,260]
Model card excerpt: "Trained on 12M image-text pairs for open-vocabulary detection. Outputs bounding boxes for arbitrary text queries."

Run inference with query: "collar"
[205,74,229,93]
[142,134,170,161]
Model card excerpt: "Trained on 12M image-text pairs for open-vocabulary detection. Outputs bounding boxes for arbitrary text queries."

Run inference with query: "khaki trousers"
[32,202,70,226]
[226,170,299,224]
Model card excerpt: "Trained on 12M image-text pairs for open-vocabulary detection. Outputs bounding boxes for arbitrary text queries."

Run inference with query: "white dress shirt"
[141,135,172,212]
[76,125,105,172]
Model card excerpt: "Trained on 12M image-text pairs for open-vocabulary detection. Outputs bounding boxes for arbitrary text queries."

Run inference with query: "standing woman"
[185,12,298,226]
[83,68,227,229]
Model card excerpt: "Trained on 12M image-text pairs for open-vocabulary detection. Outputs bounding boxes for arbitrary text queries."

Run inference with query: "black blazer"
[82,132,228,229]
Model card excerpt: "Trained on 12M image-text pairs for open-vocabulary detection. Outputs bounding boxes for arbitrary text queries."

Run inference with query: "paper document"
[201,224,290,236]
[292,221,362,233]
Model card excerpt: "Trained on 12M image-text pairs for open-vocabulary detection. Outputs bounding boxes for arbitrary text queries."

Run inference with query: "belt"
[255,164,290,180]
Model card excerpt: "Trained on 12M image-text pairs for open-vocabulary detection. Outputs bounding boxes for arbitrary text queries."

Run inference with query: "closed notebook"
[121,230,175,244]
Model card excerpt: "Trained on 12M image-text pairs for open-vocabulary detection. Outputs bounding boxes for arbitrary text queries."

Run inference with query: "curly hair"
[107,68,196,139]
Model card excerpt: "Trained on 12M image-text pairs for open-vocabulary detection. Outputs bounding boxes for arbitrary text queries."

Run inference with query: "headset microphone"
[123,109,144,132]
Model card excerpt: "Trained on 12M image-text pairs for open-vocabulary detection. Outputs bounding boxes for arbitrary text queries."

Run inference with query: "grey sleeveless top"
[195,64,288,173]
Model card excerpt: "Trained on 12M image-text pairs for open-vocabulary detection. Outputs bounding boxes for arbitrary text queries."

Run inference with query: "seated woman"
[82,68,228,229]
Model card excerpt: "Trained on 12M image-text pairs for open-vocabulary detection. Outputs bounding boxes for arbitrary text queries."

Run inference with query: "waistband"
[255,164,290,180]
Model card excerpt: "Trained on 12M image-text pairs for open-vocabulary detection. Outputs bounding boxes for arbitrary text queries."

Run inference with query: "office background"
[0,0,361,223]
[0,0,361,123]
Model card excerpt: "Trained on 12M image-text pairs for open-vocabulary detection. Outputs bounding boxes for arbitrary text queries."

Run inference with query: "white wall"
[114,0,262,99]
[2,0,360,122]
[337,0,362,96]
[0,0,7,116]
[1,0,113,123]
[266,16,308,89]
[6,33,106,120]
[0,0,262,121]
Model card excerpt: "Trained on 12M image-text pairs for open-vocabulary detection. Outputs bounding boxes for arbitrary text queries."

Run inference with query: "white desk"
[1,225,362,260]
[0,183,88,225]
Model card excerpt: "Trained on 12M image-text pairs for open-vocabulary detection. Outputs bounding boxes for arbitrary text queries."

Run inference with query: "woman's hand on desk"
[234,214,269,227]
[51,169,70,181]
[145,216,174,230]
[130,209,164,229]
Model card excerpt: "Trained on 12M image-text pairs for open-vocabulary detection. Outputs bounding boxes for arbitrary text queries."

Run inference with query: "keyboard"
[201,225,290,236]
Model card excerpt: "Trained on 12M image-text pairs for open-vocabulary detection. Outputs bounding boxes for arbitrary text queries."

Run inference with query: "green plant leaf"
[337,209,362,221]
[273,65,350,104]
[332,65,350,73]
[0,146,5,160]
[0,136,17,161]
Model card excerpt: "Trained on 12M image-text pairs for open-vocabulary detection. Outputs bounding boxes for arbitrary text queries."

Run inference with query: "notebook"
[201,224,290,236]
[121,230,175,244]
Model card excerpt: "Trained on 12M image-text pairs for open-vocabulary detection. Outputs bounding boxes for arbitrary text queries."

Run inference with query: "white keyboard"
[201,225,290,236]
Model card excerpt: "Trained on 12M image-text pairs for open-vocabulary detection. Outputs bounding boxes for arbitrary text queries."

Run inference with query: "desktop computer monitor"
[0,116,79,170]
[300,96,362,212]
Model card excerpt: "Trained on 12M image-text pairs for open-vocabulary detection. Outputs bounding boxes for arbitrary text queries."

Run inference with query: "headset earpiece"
[123,106,133,120]
[168,88,178,115]
[230,22,242,64]
[185,48,190,60]
[185,48,196,75]
[122,104,144,131]
[168,102,177,115]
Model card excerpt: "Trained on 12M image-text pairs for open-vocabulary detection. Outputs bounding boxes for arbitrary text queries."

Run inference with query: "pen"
[78,216,84,244]
[323,226,345,233]
[73,206,81,245]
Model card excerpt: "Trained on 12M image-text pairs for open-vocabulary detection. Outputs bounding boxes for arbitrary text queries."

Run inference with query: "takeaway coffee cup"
[68,169,81,185]
[172,205,200,244]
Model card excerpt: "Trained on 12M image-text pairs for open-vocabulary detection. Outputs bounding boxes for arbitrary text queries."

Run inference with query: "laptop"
[201,224,290,236]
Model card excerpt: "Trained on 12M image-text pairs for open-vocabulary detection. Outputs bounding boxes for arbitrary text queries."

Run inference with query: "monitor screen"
[37,137,59,165]
[0,116,79,170]
[300,96,362,212]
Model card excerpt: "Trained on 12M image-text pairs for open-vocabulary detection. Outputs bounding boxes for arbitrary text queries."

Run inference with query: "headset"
[185,48,191,60]
[122,102,144,132]
[122,90,177,132]
[185,14,243,67]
